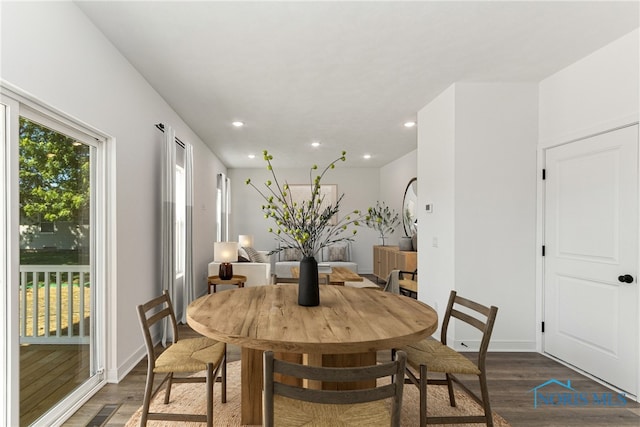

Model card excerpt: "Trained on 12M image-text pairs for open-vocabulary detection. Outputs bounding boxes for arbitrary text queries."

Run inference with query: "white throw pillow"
[243,246,268,263]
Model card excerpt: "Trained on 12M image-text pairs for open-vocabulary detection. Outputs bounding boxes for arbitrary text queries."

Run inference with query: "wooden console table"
[373,245,417,281]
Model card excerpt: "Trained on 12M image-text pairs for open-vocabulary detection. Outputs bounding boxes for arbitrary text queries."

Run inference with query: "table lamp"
[214,241,238,280]
[238,234,254,248]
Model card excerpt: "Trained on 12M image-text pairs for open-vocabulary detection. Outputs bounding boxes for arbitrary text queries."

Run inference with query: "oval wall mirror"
[402,177,418,236]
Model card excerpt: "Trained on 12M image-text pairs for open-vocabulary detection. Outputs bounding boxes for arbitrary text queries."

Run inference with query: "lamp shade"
[214,242,238,263]
[238,234,254,248]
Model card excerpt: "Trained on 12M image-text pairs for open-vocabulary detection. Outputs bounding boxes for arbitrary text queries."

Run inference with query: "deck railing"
[19,265,91,344]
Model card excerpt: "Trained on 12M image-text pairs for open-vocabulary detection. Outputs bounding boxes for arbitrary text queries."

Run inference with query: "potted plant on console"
[246,150,365,306]
[364,201,400,246]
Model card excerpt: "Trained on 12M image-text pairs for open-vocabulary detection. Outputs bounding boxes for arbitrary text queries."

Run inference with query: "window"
[216,173,230,241]
[39,221,55,233]
[175,165,185,276]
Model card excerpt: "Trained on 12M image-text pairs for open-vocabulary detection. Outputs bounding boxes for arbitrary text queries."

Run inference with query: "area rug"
[125,361,511,426]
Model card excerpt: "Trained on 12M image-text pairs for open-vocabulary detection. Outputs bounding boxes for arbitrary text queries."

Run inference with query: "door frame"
[536,122,640,401]
[0,82,115,426]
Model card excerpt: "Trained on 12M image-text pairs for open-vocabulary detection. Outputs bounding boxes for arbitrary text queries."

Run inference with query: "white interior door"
[544,124,639,396]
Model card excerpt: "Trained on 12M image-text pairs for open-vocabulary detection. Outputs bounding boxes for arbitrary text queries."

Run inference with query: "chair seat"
[154,337,226,373]
[402,338,481,375]
[398,279,417,293]
[273,395,391,426]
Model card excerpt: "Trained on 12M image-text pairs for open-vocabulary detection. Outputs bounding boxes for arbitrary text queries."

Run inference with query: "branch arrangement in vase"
[364,201,400,246]
[246,150,366,258]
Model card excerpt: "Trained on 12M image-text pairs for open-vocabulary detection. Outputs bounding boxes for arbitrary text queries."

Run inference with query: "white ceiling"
[76,1,639,169]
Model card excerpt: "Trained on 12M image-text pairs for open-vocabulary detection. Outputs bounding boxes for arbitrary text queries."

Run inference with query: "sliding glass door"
[1,89,107,426]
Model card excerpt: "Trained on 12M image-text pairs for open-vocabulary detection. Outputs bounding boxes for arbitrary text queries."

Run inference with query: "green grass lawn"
[20,250,89,288]
[20,249,86,265]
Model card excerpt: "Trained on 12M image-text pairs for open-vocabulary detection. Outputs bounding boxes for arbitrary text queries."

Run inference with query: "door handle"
[618,274,634,284]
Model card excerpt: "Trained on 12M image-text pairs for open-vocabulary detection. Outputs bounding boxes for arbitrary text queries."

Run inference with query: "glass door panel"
[18,117,95,426]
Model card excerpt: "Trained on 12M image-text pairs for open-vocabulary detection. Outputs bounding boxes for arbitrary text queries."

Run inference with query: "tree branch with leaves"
[246,150,366,257]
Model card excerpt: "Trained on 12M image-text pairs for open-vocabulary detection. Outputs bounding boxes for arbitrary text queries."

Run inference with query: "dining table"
[187,284,438,425]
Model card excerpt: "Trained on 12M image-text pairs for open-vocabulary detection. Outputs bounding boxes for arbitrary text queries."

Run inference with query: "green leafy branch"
[246,150,366,257]
[364,201,400,239]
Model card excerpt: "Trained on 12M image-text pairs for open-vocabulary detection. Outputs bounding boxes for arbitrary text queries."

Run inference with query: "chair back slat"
[140,293,166,310]
[146,307,173,327]
[450,308,486,332]
[440,290,498,344]
[454,294,492,316]
[273,382,398,404]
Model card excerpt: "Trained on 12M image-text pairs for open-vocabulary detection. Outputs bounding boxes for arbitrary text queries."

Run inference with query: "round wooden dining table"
[187,284,438,425]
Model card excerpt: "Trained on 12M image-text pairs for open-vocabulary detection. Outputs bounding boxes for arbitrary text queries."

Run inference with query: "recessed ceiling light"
[232,121,244,127]
[363,154,371,160]
[311,141,320,147]
[404,121,416,128]
[248,154,256,159]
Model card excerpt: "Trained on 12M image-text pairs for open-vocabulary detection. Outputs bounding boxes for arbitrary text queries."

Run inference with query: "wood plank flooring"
[20,344,90,426]
[61,324,639,427]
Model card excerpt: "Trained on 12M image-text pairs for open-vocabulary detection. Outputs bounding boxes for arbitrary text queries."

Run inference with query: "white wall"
[417,86,457,321]
[417,83,538,351]
[539,29,639,146]
[229,166,380,273]
[1,2,226,381]
[379,149,418,244]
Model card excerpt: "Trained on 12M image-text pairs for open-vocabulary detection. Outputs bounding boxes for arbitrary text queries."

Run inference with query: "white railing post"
[79,271,85,338]
[31,273,38,338]
[44,272,50,338]
[56,271,62,338]
[18,265,90,344]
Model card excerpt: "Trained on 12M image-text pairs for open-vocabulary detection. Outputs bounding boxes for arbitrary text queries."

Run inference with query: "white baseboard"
[108,345,146,383]
[108,330,162,383]
[453,339,537,352]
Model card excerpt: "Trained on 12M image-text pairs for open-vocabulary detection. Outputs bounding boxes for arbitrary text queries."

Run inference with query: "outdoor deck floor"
[20,343,90,426]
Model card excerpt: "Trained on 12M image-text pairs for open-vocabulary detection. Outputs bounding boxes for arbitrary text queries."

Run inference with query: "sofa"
[274,242,357,279]
[208,248,272,287]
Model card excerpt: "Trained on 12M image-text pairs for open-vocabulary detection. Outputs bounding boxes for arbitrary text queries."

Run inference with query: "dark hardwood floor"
[61,323,639,427]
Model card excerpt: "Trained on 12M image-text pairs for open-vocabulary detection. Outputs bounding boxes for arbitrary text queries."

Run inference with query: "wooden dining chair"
[397,290,498,427]
[398,269,418,297]
[263,350,407,427]
[137,290,227,427]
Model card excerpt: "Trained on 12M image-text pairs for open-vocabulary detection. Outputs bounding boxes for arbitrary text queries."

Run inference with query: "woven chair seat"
[154,337,226,373]
[273,395,391,426]
[402,338,481,375]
